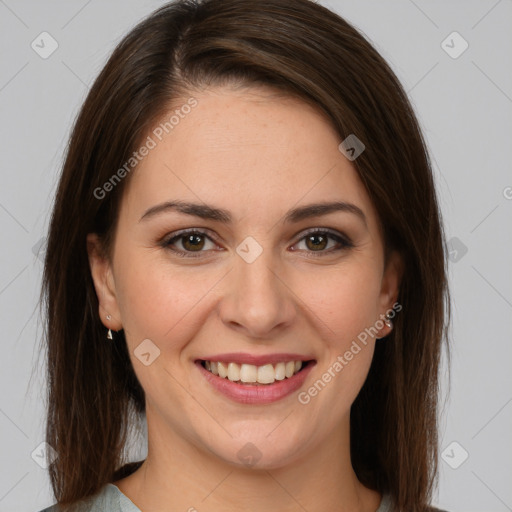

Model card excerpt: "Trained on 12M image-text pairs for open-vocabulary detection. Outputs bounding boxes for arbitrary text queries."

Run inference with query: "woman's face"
[88,85,401,469]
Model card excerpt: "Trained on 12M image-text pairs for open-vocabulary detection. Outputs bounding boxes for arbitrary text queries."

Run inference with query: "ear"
[86,233,123,331]
[377,250,404,334]
[380,250,403,304]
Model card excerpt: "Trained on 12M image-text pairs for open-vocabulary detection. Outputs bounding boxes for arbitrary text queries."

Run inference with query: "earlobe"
[86,233,123,331]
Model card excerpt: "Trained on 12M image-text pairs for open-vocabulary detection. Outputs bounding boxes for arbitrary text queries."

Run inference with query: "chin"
[205,432,307,471]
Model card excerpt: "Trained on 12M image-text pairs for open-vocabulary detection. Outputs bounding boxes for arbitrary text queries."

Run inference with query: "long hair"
[40,1,450,510]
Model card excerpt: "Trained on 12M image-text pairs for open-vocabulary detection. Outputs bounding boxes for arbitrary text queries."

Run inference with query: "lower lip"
[196,361,315,405]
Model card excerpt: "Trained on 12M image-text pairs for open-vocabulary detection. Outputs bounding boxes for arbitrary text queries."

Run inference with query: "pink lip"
[199,352,314,366]
[195,359,316,405]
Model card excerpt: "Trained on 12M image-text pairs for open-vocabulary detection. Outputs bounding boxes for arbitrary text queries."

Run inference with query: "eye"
[162,229,218,258]
[291,228,353,256]
[161,227,353,258]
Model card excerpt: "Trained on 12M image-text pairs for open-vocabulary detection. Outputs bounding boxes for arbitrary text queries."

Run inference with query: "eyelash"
[160,227,354,259]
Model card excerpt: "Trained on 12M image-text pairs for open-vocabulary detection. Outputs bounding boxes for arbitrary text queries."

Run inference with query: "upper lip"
[197,352,315,366]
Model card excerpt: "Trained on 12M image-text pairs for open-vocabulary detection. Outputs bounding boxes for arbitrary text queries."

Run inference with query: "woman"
[38,0,450,511]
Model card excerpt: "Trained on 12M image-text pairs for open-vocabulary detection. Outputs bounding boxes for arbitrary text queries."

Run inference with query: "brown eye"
[162,228,353,259]
[163,230,217,257]
[304,233,329,251]
[180,233,206,251]
[293,229,353,256]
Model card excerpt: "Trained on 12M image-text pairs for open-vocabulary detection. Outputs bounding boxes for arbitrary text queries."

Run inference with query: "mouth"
[199,359,314,385]
[195,355,316,404]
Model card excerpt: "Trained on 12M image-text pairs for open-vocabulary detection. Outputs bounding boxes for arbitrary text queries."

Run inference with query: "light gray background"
[0,1,511,511]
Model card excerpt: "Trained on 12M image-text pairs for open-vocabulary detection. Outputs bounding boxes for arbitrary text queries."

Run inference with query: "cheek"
[114,250,223,349]
[299,259,383,346]
[295,264,381,429]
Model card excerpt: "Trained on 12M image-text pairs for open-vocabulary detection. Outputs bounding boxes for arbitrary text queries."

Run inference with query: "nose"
[218,247,297,340]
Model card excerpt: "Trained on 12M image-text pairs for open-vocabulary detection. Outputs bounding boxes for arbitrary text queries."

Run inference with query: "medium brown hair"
[41,0,450,510]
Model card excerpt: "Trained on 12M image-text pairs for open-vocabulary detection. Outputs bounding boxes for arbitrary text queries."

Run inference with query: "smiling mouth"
[199,359,314,385]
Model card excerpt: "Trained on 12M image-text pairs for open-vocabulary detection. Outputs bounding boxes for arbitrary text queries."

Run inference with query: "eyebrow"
[139,200,367,226]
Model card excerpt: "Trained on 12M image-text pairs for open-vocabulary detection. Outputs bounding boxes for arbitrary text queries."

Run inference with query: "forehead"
[121,85,378,229]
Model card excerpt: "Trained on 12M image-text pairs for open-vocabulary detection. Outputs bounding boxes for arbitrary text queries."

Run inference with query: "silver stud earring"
[106,315,113,340]
[384,313,393,330]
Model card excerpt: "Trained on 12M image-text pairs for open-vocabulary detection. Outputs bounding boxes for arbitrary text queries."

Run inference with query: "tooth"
[285,361,295,378]
[274,362,286,380]
[207,359,305,381]
[218,362,228,378]
[257,364,275,384]
[227,362,241,381]
[240,364,258,383]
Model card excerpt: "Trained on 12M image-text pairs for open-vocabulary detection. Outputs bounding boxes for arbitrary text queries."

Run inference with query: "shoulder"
[35,483,123,512]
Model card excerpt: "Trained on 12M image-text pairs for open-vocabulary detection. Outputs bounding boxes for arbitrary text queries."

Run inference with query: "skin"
[87,85,402,512]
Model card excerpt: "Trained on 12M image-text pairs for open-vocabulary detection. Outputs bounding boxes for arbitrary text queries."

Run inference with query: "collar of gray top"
[107,483,396,512]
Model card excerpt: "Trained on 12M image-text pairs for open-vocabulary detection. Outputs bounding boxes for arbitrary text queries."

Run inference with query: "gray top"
[39,483,395,511]
[39,484,140,512]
